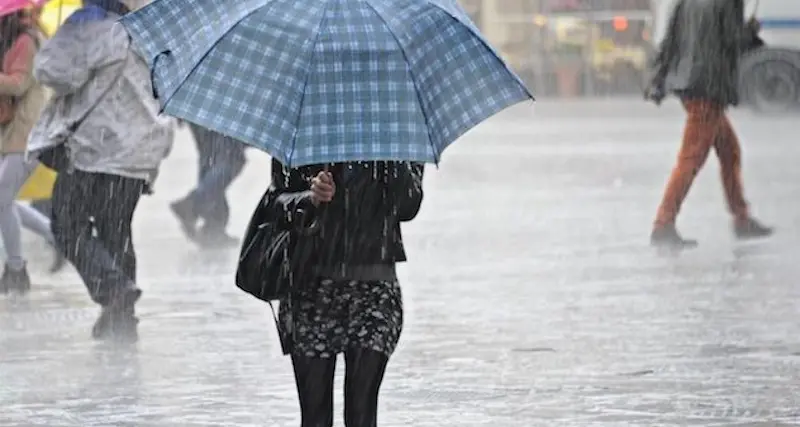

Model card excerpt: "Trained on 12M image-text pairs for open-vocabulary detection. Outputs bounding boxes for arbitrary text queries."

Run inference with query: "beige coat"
[0,32,47,154]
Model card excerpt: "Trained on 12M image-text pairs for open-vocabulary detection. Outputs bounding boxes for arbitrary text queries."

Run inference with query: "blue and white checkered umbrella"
[121,0,533,167]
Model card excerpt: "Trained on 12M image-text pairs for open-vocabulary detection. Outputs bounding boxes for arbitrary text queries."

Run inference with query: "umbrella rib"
[286,0,334,168]
[362,0,438,164]
[158,6,267,117]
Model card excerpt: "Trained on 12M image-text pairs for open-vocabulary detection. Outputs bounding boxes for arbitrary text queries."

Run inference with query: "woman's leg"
[0,154,34,271]
[29,198,52,218]
[17,200,66,273]
[341,280,402,427]
[15,202,53,243]
[0,154,39,292]
[343,348,389,427]
[291,354,337,427]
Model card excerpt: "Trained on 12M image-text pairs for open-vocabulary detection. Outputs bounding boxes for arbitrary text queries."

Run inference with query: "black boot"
[195,227,239,249]
[170,198,198,239]
[0,264,31,294]
[651,225,698,249]
[92,285,142,342]
[49,248,67,274]
[734,218,773,240]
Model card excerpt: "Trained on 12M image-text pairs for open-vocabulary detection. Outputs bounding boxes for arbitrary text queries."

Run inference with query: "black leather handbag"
[235,186,317,303]
[235,186,320,355]
[38,141,71,172]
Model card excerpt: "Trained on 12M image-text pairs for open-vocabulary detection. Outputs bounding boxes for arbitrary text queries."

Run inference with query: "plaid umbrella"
[122,0,533,167]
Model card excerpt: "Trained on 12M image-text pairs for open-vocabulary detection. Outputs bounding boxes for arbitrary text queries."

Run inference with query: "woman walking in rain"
[0,9,53,293]
[28,0,173,340]
[272,159,423,427]
[121,2,526,423]
[646,0,772,248]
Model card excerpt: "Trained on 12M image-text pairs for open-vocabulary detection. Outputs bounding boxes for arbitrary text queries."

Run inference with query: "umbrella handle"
[151,50,172,99]
[299,164,331,236]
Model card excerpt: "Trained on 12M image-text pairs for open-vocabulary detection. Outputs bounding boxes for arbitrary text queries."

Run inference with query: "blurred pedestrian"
[28,0,173,341]
[18,6,67,273]
[170,122,246,248]
[646,0,772,249]
[21,5,60,226]
[269,160,423,427]
[0,10,51,293]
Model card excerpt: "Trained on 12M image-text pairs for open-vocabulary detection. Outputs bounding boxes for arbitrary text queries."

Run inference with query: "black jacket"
[270,159,424,281]
[650,0,760,106]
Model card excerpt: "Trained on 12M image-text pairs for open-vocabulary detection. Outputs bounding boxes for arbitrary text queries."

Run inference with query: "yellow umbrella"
[38,0,82,37]
[18,164,57,201]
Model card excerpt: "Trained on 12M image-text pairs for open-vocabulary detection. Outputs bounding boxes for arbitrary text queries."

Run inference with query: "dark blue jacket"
[651,0,759,106]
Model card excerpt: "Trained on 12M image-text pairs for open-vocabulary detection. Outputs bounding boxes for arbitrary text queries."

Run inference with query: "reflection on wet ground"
[3,101,800,426]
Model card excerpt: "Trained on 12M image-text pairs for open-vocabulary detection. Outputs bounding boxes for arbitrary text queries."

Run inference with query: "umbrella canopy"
[38,0,81,36]
[0,0,46,18]
[122,0,533,167]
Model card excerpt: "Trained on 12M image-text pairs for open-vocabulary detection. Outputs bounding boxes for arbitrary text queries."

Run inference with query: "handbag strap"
[267,301,280,328]
[68,34,131,134]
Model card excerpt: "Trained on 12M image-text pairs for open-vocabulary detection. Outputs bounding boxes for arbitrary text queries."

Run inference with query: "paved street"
[2,99,800,426]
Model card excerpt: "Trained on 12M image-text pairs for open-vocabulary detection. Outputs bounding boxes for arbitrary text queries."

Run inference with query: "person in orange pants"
[645,0,772,248]
[651,99,771,247]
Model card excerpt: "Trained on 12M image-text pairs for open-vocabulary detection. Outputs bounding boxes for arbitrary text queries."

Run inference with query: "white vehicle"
[651,0,800,113]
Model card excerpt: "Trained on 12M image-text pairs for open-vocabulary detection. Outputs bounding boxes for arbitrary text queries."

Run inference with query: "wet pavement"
[2,99,800,426]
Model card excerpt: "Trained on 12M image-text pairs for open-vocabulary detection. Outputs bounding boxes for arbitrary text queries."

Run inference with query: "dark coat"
[649,0,759,106]
[269,159,424,281]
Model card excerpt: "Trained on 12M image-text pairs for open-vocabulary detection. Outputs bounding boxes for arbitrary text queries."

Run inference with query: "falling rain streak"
[1,0,800,425]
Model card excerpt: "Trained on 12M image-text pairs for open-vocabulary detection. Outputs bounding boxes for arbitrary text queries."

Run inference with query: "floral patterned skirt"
[278,279,403,359]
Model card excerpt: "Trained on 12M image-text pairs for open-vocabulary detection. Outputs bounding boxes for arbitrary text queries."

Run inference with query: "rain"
[2,0,800,426]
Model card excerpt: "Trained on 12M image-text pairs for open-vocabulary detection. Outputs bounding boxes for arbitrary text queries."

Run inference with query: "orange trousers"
[654,99,749,227]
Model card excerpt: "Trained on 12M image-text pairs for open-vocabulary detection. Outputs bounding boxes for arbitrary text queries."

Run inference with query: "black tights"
[292,348,389,427]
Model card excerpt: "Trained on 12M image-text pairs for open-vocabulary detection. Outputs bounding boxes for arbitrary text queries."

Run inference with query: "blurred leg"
[191,127,246,232]
[654,99,722,227]
[15,202,53,243]
[714,113,749,222]
[51,170,137,306]
[92,173,144,284]
[29,198,51,219]
[0,154,35,270]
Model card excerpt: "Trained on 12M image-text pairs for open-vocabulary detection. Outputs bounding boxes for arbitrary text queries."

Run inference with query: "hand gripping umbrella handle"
[297,164,331,236]
[150,50,172,100]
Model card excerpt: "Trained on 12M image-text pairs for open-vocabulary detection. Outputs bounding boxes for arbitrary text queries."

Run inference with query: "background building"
[458,0,654,97]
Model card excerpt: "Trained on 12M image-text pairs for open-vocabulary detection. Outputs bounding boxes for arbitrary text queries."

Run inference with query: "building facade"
[458,0,654,97]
